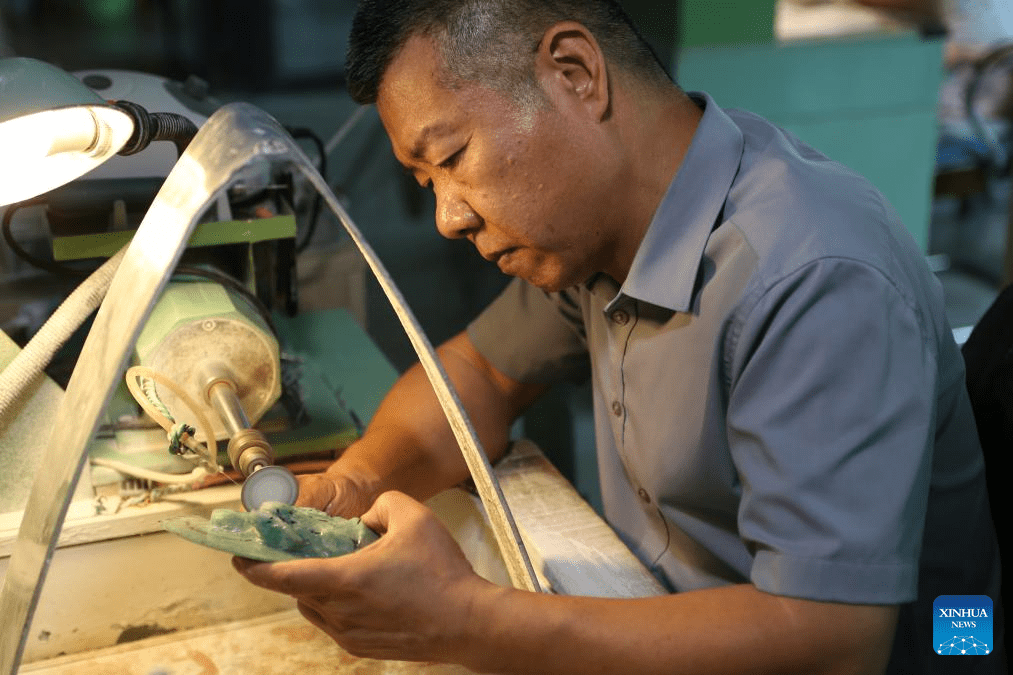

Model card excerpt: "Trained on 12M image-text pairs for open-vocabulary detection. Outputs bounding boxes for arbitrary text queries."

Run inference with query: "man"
[234,1,1004,673]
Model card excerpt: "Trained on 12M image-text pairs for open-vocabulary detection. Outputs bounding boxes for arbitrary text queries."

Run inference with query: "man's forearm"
[330,331,545,504]
[329,361,483,503]
[457,582,898,675]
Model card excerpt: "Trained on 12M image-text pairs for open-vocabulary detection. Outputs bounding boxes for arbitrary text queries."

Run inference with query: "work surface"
[7,440,665,671]
[19,609,478,675]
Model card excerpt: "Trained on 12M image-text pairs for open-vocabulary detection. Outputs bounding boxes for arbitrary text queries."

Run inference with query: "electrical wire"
[3,203,276,349]
[173,265,277,335]
[3,200,293,307]
[289,126,326,253]
[2,201,92,278]
[292,107,371,253]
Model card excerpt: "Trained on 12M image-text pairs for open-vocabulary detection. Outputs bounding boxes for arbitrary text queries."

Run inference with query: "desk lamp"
[0,57,133,206]
[0,56,199,207]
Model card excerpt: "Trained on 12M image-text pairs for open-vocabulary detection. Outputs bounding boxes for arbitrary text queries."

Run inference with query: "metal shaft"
[207,380,249,436]
[204,378,274,477]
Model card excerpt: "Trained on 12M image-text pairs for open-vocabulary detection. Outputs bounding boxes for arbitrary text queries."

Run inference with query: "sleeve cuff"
[751,550,917,604]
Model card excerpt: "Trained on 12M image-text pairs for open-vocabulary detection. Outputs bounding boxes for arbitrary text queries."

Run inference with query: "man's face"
[376,35,620,292]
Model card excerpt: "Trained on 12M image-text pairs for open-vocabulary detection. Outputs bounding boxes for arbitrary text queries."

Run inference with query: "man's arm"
[464,574,898,675]
[236,490,899,675]
[296,330,548,515]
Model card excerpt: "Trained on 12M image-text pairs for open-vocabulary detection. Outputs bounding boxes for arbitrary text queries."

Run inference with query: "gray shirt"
[469,93,1001,671]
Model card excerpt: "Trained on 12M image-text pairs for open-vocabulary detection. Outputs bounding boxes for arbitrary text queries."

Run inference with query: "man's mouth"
[482,246,517,263]
[494,248,522,274]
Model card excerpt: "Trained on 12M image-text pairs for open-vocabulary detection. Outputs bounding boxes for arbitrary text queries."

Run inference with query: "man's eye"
[439,146,465,169]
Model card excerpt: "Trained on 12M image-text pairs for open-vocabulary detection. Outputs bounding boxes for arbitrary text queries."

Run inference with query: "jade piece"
[162,501,379,562]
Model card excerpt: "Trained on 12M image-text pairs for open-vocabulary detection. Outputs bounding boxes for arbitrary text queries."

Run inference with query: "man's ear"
[534,21,610,121]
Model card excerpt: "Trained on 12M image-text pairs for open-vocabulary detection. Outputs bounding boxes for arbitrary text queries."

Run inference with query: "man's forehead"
[376,36,496,167]
[376,34,445,108]
[376,38,452,140]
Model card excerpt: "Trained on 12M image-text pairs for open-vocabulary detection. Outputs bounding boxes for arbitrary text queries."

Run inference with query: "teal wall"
[669,0,944,252]
[677,32,944,251]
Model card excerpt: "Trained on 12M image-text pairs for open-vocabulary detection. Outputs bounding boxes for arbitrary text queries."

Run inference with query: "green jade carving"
[162,501,379,562]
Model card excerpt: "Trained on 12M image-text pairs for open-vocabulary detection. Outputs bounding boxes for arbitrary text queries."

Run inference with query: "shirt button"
[611,309,630,326]
[611,400,623,416]
[637,488,651,504]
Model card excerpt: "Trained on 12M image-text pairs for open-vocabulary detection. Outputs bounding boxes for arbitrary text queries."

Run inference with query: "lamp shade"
[0,57,134,206]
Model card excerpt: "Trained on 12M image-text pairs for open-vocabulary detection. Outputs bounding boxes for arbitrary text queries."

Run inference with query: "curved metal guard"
[1,102,538,675]
[291,138,541,596]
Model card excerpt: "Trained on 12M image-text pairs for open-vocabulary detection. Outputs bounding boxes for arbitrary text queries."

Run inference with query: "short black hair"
[346,0,670,105]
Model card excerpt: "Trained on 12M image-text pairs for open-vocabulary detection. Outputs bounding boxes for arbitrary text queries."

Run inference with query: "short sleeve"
[726,258,936,604]
[466,278,590,385]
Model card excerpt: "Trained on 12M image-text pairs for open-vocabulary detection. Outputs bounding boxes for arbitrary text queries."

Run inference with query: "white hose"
[0,246,127,420]
[90,457,208,485]
[124,365,220,470]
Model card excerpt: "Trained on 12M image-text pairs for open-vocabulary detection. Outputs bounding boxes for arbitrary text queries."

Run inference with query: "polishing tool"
[204,368,299,511]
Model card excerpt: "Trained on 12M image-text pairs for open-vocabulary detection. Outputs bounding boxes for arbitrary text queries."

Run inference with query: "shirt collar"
[612,91,744,313]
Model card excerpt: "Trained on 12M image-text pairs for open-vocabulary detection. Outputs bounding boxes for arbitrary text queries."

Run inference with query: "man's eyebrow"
[408,122,454,161]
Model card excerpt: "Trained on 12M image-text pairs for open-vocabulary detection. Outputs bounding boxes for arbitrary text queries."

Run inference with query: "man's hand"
[233,490,493,663]
[293,469,372,517]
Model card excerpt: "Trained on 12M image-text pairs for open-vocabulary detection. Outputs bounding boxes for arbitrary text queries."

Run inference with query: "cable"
[2,202,91,278]
[124,365,220,471]
[293,107,371,253]
[289,126,326,253]
[4,202,285,330]
[173,265,277,335]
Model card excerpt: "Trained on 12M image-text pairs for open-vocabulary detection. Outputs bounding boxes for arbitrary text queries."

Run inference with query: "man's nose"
[434,187,480,240]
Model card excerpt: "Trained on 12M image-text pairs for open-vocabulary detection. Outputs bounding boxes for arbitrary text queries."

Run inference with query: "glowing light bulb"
[0,114,54,160]
[0,106,132,206]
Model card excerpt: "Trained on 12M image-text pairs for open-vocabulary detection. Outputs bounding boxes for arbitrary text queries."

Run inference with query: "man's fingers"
[359,495,390,534]
[360,490,421,533]
[232,556,351,597]
[297,600,350,646]
[294,474,336,511]
[297,599,328,630]
[295,472,373,517]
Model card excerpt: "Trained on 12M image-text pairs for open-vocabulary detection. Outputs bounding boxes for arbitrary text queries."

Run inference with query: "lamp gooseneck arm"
[112,100,199,158]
